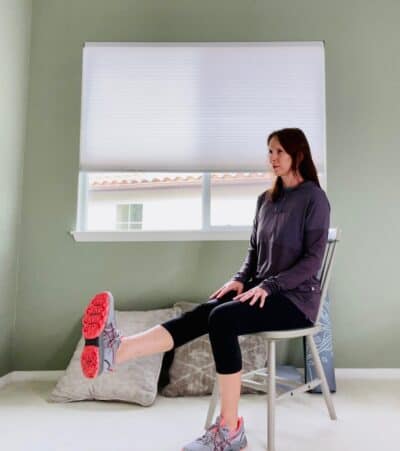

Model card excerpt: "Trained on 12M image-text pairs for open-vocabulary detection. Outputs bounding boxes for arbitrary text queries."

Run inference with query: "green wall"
[0,0,31,376]
[13,0,400,371]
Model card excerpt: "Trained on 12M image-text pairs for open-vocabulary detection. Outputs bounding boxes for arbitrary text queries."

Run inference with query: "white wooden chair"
[205,227,341,451]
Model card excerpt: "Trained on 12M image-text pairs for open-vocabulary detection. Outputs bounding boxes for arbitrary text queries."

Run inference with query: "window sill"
[69,229,252,242]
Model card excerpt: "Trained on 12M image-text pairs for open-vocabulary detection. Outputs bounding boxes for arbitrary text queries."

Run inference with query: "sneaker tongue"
[207,416,222,433]
[220,417,241,438]
[219,416,235,436]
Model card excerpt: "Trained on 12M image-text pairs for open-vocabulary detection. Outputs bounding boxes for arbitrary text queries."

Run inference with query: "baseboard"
[332,368,400,379]
[0,370,64,389]
[297,367,400,378]
[1,368,399,390]
[0,372,14,390]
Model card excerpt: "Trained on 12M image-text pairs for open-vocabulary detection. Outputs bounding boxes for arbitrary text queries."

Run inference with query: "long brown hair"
[266,128,320,202]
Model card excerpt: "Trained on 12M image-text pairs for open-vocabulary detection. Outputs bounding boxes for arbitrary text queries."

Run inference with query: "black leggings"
[160,279,313,374]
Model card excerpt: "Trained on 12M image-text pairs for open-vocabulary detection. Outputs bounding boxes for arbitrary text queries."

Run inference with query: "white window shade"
[79,42,326,173]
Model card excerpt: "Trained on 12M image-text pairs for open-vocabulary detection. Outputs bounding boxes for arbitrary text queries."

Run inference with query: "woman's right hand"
[209,280,244,300]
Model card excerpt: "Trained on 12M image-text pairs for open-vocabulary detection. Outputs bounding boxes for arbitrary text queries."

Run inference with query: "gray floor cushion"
[49,307,180,406]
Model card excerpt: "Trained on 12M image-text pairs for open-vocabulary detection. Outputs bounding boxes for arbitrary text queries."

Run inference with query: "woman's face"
[268,136,293,177]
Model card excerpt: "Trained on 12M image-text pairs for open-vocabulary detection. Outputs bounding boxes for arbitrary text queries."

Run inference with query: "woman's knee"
[208,302,240,330]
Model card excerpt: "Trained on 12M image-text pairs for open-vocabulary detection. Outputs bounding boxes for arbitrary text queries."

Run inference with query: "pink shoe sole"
[80,292,111,379]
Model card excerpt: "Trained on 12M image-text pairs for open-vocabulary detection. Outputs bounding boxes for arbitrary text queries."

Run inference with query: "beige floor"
[0,370,399,451]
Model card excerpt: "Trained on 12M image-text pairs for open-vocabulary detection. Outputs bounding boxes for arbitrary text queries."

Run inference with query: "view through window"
[84,172,273,231]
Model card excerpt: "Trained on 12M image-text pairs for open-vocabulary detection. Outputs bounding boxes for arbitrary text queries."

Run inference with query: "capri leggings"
[160,278,314,375]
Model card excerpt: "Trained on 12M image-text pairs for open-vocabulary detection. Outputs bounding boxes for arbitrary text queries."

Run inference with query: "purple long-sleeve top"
[231,180,330,324]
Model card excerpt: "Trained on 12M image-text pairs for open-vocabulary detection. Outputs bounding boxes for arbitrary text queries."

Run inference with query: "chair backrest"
[314,227,341,324]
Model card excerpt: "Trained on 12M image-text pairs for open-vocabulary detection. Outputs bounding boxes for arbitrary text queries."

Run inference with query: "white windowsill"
[69,229,251,242]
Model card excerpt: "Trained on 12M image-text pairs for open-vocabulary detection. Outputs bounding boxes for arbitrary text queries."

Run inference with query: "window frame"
[116,203,144,230]
[74,42,327,242]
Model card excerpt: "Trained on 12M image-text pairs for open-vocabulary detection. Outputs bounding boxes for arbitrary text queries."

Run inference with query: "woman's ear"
[296,152,304,169]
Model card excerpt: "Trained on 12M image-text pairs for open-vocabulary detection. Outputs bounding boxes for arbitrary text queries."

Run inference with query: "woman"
[80,127,330,451]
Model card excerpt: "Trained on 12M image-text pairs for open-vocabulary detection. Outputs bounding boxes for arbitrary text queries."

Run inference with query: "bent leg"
[160,289,239,348]
[208,293,313,374]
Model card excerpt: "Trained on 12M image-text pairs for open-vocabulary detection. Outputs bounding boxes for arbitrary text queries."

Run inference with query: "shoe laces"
[214,430,234,451]
[103,323,121,349]
[102,323,122,372]
[197,419,234,450]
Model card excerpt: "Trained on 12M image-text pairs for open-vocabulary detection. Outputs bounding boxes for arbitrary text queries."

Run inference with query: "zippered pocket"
[297,283,320,293]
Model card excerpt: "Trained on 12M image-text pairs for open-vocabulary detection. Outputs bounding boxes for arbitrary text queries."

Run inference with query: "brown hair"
[266,128,320,202]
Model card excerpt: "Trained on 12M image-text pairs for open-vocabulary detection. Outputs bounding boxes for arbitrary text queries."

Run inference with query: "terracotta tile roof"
[89,172,274,190]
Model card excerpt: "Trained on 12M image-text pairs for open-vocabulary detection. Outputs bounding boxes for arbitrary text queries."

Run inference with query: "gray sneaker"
[80,291,123,378]
[182,415,248,451]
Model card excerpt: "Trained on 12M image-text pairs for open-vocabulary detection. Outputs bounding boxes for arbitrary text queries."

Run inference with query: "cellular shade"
[79,42,326,172]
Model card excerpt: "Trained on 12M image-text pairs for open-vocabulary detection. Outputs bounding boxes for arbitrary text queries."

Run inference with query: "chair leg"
[267,340,276,451]
[205,378,219,429]
[302,336,307,384]
[306,335,337,420]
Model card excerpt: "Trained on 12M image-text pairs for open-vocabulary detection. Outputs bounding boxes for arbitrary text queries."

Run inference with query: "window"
[73,42,326,241]
[116,204,143,230]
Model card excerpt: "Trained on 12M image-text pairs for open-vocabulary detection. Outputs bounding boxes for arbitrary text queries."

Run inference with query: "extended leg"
[115,290,239,365]
[115,325,174,364]
[80,290,237,379]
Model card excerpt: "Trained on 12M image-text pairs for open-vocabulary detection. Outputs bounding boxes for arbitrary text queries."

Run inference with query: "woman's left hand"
[233,286,269,308]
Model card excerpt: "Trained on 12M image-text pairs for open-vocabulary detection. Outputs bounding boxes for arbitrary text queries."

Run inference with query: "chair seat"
[258,324,321,339]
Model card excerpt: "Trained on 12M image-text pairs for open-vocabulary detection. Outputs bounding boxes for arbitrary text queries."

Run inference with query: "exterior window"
[116,204,143,230]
